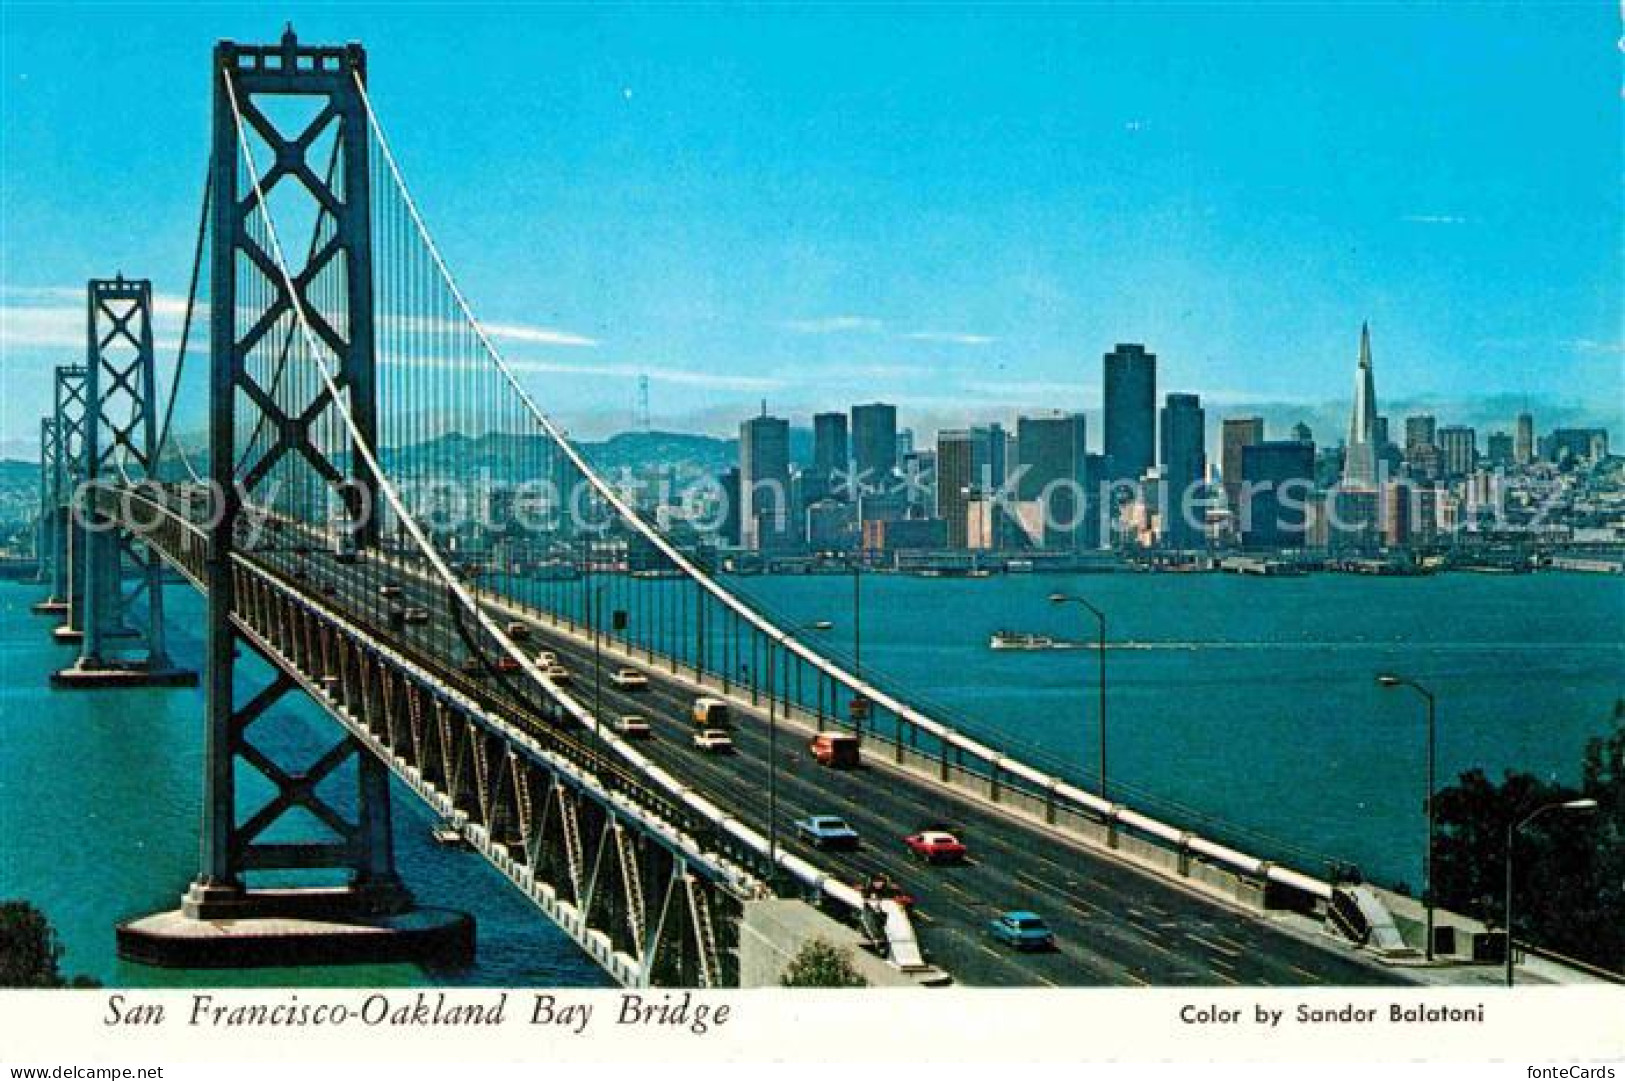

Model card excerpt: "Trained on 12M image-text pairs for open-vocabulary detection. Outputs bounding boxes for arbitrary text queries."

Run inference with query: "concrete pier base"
[50,626,82,643]
[51,661,198,689]
[30,599,68,616]
[117,887,474,970]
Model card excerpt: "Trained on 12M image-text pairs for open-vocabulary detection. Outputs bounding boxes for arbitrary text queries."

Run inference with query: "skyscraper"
[1515,412,1535,465]
[1159,393,1206,549]
[1342,322,1380,490]
[739,410,791,550]
[1404,414,1437,451]
[936,429,977,548]
[811,411,848,500]
[1103,343,1157,484]
[1016,412,1088,548]
[1486,432,1514,466]
[1241,441,1315,549]
[850,403,898,494]
[1438,426,1478,478]
[717,466,741,546]
[1222,416,1265,509]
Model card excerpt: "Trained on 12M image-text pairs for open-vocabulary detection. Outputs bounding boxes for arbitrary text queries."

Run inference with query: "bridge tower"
[156,29,443,951]
[44,365,88,634]
[30,417,62,606]
[53,277,196,688]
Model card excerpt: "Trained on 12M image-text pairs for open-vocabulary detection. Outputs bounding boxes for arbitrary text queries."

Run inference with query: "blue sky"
[1,3,1620,456]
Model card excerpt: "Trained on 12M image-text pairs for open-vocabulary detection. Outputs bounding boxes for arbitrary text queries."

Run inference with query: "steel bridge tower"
[41,365,87,633]
[30,417,61,604]
[183,29,411,927]
[53,277,196,688]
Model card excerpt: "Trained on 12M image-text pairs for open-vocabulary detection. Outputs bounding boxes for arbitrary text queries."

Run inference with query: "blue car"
[794,815,861,850]
[988,910,1056,951]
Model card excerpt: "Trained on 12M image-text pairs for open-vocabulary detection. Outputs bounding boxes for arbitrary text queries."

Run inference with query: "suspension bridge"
[27,30,1414,988]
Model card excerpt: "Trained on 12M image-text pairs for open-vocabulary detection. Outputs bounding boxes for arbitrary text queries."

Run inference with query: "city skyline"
[2,6,1621,454]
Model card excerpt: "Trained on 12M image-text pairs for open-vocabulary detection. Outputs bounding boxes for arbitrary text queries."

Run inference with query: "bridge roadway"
[268,546,1404,988]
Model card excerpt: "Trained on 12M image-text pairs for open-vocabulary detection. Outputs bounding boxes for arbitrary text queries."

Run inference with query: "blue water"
[3,570,1620,985]
[731,570,1624,886]
[0,581,611,989]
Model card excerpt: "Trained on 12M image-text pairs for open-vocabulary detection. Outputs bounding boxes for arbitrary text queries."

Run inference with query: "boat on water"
[989,630,1087,651]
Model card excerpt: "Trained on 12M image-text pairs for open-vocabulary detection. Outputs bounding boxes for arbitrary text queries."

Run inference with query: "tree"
[780,938,868,988]
[0,901,67,987]
[0,901,100,988]
[1430,703,1624,975]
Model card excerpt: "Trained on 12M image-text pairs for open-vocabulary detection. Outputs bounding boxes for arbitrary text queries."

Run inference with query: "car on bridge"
[379,581,402,598]
[402,606,430,625]
[691,729,734,754]
[542,664,573,686]
[809,731,860,768]
[987,911,1056,951]
[794,815,860,850]
[495,656,521,673]
[904,831,968,864]
[610,668,649,691]
[613,715,652,739]
[505,621,531,641]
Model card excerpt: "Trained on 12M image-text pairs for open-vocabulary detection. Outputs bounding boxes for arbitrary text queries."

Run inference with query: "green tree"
[780,938,869,988]
[1430,703,1623,975]
[0,901,67,987]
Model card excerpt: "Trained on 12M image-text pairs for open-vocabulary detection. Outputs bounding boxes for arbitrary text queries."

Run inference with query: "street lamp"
[1376,672,1438,961]
[1504,798,1598,987]
[1049,592,1108,800]
[768,619,833,885]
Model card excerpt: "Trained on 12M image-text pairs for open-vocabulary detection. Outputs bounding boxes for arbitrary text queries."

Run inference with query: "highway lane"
[523,621,1402,988]
[271,548,1405,987]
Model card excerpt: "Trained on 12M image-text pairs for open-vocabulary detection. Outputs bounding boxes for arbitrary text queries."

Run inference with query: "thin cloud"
[1401,214,1471,226]
[901,331,997,346]
[390,352,783,392]
[1568,338,1625,356]
[783,315,884,334]
[957,378,1091,400]
[481,320,598,348]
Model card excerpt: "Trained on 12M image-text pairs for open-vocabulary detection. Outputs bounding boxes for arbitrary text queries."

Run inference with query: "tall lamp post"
[851,557,863,679]
[768,619,833,885]
[1376,673,1438,960]
[1049,593,1108,800]
[1504,798,1597,987]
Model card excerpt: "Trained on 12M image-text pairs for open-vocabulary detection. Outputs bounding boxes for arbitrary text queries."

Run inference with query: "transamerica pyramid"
[1341,322,1380,489]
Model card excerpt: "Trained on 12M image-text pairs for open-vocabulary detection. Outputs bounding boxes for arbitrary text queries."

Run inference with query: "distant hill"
[381,428,816,481]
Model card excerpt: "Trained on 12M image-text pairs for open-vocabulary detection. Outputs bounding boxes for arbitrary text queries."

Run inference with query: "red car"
[904,830,968,864]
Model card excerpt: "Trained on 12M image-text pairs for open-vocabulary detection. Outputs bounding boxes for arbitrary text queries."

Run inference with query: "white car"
[691,729,734,754]
[542,664,573,686]
[614,715,653,739]
[610,668,649,690]
[534,651,557,667]
[402,606,430,625]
